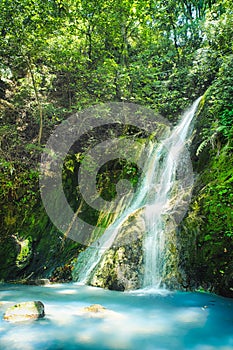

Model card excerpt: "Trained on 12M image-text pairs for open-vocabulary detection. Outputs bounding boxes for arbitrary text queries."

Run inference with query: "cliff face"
[178,147,233,297]
[178,64,233,297]
[1,102,232,297]
[1,93,232,297]
[71,94,233,297]
[1,57,233,296]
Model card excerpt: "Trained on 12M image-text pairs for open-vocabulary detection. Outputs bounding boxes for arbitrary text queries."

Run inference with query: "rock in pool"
[83,304,106,313]
[3,301,45,323]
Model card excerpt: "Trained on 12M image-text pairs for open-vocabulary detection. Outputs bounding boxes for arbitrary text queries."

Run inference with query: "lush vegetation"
[0,0,232,296]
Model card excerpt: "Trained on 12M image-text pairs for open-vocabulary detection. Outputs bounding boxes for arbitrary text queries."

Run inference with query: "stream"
[0,283,233,350]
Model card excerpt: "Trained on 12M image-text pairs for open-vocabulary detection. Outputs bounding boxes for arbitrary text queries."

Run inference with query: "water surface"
[0,283,233,350]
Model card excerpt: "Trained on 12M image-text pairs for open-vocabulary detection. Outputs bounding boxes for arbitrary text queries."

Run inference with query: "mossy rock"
[88,208,145,291]
[3,301,45,323]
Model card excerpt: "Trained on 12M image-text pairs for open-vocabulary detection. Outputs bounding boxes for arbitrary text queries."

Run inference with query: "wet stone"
[3,301,45,323]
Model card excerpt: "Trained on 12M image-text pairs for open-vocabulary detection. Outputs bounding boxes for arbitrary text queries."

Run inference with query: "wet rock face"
[85,208,186,291]
[89,245,144,291]
[3,301,45,323]
[86,207,184,291]
[88,209,145,291]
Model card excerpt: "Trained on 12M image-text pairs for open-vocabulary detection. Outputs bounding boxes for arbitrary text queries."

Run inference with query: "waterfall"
[142,97,202,287]
[72,98,201,288]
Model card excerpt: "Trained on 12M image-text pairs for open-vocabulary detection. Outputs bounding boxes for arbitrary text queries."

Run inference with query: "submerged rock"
[81,304,124,320]
[3,301,45,323]
[83,304,106,313]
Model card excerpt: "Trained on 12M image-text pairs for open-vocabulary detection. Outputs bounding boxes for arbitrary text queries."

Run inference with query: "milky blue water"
[0,283,233,350]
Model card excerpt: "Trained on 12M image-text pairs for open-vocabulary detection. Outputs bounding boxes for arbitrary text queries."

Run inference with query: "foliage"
[181,132,233,296]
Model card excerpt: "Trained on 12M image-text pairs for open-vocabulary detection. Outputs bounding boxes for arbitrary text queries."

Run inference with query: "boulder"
[3,301,45,323]
[88,208,145,291]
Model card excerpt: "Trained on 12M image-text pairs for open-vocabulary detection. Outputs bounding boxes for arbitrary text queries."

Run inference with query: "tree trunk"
[26,58,43,144]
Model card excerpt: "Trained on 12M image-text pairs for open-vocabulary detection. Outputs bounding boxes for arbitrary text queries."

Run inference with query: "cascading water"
[142,97,202,287]
[72,98,202,288]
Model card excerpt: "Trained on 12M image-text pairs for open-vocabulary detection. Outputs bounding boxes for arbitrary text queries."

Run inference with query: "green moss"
[180,144,233,297]
[15,236,32,268]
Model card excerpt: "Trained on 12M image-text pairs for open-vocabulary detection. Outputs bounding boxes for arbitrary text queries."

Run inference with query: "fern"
[196,125,225,156]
